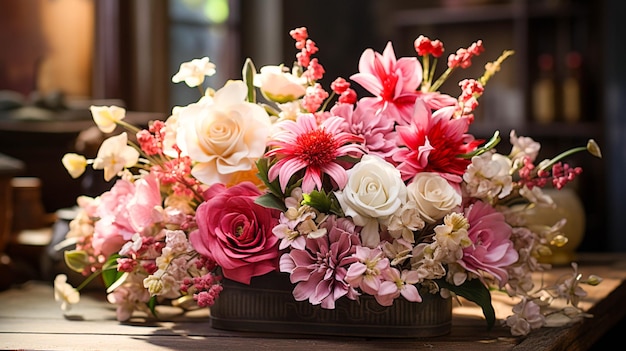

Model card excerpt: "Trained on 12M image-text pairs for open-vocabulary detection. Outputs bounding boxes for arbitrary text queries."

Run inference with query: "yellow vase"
[523,188,586,265]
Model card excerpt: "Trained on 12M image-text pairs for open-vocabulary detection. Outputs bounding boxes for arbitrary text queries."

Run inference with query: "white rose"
[407,172,461,223]
[335,155,407,247]
[176,80,272,186]
[253,65,307,103]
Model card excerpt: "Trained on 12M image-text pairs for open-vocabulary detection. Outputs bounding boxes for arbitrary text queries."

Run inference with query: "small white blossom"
[387,201,425,243]
[54,274,80,312]
[463,151,513,201]
[505,298,546,336]
[90,105,126,133]
[92,132,140,181]
[172,57,216,87]
[509,130,540,162]
[62,153,88,179]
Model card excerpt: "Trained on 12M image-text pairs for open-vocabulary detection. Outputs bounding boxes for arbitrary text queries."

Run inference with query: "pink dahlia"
[279,216,361,309]
[393,98,482,184]
[266,113,364,193]
[460,200,518,287]
[350,42,421,125]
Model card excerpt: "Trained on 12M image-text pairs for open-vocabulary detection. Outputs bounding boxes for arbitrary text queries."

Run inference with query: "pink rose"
[460,201,519,287]
[189,182,280,284]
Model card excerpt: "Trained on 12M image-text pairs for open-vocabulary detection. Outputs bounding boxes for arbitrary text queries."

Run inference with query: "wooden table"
[1,253,625,351]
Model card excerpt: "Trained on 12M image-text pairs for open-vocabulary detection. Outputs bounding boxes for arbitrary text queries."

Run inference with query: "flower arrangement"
[55,27,603,337]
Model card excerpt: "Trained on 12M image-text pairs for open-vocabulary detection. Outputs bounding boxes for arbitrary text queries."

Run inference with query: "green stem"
[319,91,337,112]
[75,270,103,291]
[116,119,141,134]
[429,57,439,87]
[422,55,431,89]
[538,146,588,172]
[429,67,455,92]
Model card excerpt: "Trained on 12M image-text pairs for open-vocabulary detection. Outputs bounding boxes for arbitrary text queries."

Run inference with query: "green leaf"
[302,190,332,213]
[436,278,496,330]
[63,250,90,273]
[101,254,124,288]
[261,103,281,117]
[105,271,129,293]
[458,131,501,159]
[255,193,287,212]
[242,58,256,103]
[147,295,158,317]
[255,158,284,199]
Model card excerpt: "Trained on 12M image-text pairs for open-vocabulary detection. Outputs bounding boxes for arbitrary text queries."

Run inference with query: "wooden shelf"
[469,121,603,140]
[393,1,586,27]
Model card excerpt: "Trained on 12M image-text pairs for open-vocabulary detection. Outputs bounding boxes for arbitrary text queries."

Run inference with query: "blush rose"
[407,172,461,223]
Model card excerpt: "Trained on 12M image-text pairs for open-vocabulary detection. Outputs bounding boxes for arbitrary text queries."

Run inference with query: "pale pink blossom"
[91,174,162,257]
[345,246,390,295]
[505,298,545,336]
[127,173,163,233]
[107,273,152,321]
[375,268,422,306]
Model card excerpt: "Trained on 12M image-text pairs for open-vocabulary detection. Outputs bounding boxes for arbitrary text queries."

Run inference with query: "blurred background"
[0,0,624,286]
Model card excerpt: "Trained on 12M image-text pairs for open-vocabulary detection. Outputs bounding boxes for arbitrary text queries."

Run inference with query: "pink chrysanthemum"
[393,98,482,184]
[266,113,365,193]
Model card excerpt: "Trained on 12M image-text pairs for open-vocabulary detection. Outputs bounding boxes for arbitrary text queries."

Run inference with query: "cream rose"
[407,172,461,223]
[335,155,407,248]
[253,65,307,103]
[175,80,272,186]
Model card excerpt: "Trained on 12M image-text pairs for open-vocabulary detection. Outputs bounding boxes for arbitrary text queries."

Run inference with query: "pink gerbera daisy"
[266,113,365,193]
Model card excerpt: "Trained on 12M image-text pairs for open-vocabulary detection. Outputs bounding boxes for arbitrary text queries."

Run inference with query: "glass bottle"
[562,52,582,123]
[532,54,556,124]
